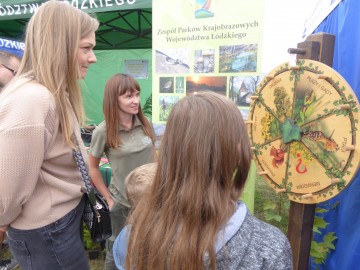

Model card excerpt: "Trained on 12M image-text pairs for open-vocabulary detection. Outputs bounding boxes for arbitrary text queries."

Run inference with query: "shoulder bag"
[72,137,112,243]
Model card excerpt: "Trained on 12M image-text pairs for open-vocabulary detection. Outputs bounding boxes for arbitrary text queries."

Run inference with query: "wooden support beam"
[306,33,335,67]
[288,202,316,270]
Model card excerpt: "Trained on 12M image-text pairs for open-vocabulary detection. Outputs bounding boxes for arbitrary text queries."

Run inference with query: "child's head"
[125,163,157,206]
[125,92,252,269]
[157,91,251,201]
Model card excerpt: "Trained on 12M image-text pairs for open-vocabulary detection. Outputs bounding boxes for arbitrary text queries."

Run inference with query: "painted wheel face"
[248,60,360,204]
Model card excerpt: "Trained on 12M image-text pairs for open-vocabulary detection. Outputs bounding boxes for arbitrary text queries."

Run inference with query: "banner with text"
[0,36,24,57]
[152,0,264,129]
[0,0,151,20]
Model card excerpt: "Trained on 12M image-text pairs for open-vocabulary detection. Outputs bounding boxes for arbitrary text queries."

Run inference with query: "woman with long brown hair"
[89,73,156,270]
[118,91,292,270]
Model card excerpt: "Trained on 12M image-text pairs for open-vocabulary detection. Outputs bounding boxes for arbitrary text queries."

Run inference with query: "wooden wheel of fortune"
[248,59,360,203]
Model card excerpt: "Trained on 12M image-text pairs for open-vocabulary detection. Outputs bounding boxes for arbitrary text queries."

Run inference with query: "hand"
[107,197,115,210]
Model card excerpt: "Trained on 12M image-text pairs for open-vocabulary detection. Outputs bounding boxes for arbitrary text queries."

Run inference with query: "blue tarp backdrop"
[0,36,24,57]
[310,0,360,268]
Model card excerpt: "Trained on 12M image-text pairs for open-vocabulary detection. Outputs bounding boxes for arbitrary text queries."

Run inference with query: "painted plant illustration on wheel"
[248,60,360,203]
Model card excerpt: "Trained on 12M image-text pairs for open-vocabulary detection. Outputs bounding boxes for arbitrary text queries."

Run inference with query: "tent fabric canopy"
[0,0,152,50]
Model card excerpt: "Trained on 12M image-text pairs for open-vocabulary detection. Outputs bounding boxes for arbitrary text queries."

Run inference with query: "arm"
[0,85,48,227]
[88,123,114,208]
[88,153,114,209]
[0,126,44,226]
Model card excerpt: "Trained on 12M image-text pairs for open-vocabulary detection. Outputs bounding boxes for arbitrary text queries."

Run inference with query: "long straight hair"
[15,1,99,147]
[103,73,155,148]
[126,92,252,270]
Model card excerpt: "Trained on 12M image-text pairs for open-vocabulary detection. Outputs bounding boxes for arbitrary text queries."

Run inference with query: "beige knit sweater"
[0,79,87,230]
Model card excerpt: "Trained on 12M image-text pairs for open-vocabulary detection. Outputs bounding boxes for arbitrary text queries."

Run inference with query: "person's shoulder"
[219,212,292,270]
[14,80,52,100]
[97,121,106,128]
[145,116,152,123]
[244,214,293,269]
[90,121,107,146]
[113,225,130,270]
[134,115,152,126]
[245,213,289,247]
[226,212,291,257]
[0,79,55,126]
[145,116,154,128]
[93,121,106,134]
[4,79,54,110]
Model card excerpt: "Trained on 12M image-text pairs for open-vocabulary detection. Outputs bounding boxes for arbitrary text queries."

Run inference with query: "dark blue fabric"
[309,0,360,269]
[0,37,24,57]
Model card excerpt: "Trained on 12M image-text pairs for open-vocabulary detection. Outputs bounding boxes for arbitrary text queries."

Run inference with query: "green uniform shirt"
[90,116,154,207]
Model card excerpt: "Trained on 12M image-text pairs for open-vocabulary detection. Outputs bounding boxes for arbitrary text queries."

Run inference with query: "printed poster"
[151,0,264,211]
[124,60,149,79]
[152,0,265,138]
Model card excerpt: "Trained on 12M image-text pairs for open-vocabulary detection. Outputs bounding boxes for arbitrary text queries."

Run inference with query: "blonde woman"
[0,1,98,269]
[122,92,293,270]
[89,73,156,270]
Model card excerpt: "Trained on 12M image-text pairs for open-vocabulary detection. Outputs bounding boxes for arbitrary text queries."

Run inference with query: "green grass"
[253,175,289,234]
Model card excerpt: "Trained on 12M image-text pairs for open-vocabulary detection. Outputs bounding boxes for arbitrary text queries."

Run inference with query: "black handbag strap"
[71,134,97,206]
[73,146,92,194]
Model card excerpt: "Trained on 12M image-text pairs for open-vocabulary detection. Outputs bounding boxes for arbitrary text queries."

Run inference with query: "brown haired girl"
[89,73,156,269]
[117,91,292,270]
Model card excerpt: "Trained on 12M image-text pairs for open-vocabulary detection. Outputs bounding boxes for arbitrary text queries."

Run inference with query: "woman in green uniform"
[89,73,156,270]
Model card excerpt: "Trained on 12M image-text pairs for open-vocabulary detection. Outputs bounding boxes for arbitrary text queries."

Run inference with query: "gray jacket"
[114,202,293,270]
[215,209,293,270]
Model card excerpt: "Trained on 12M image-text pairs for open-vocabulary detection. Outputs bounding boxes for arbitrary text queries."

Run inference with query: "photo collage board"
[152,0,265,146]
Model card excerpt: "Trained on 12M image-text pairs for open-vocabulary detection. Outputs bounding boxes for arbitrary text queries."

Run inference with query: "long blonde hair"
[126,92,252,270]
[16,1,99,147]
[103,73,155,148]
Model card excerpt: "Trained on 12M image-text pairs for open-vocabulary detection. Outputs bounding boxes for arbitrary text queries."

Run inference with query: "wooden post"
[287,202,316,270]
[287,32,335,270]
